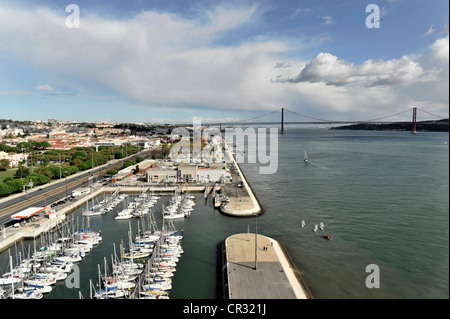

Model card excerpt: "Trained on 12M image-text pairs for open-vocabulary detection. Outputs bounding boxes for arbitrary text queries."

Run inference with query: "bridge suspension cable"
[283,108,334,123]
[200,105,446,128]
[416,108,448,119]
[232,109,281,123]
[284,107,417,123]
[361,108,412,122]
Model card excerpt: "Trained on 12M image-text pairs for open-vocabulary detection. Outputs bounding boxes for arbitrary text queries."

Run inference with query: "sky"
[0,0,448,124]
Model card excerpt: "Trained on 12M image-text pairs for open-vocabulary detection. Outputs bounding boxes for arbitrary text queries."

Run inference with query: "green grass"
[0,168,18,182]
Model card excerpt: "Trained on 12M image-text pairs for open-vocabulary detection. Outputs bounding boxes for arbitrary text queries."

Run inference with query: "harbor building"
[146,162,232,183]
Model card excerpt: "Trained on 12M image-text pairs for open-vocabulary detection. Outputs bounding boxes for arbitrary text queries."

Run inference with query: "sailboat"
[82,197,102,217]
[301,220,305,228]
[304,150,309,163]
[319,222,324,230]
[313,224,318,232]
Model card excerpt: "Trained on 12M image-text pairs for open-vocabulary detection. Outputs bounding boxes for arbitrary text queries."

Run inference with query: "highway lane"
[0,148,153,225]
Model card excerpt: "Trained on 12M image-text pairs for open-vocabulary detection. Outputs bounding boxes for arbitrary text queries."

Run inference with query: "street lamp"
[64,171,69,198]
[254,212,258,270]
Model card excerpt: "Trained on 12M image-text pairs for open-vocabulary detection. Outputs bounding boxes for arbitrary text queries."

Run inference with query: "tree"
[14,165,30,178]
[0,158,10,171]
[16,142,33,152]
[113,151,124,159]
[107,169,118,176]
[4,179,23,194]
[0,183,13,197]
[72,151,87,160]
[31,140,51,150]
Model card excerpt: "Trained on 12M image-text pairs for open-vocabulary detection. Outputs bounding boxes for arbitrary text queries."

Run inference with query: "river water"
[1,128,448,299]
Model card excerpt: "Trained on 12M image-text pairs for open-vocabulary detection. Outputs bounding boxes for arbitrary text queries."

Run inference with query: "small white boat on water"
[301,220,305,228]
[320,222,324,230]
[150,271,174,278]
[93,287,128,299]
[162,209,185,220]
[304,150,309,163]
[44,262,73,273]
[82,209,102,217]
[17,284,53,294]
[115,209,133,220]
[138,291,169,299]
[142,282,172,291]
[24,277,56,287]
[9,290,43,299]
[33,272,67,281]
[0,276,21,286]
[314,224,318,232]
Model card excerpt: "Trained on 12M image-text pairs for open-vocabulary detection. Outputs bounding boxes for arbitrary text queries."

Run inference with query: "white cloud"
[422,24,435,37]
[321,16,334,25]
[0,3,447,121]
[439,24,449,35]
[294,8,313,15]
[268,34,448,119]
[275,52,437,87]
[0,3,291,113]
[35,83,52,91]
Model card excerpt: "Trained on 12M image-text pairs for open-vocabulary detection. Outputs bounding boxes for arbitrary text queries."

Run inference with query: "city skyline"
[0,0,448,123]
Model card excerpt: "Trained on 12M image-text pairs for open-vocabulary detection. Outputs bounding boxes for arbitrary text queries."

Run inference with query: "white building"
[72,187,91,197]
[147,162,232,183]
[0,151,28,167]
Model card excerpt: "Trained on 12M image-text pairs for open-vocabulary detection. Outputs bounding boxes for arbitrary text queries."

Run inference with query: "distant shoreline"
[331,119,449,132]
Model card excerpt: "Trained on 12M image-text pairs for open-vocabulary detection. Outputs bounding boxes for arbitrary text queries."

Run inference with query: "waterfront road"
[0,149,153,226]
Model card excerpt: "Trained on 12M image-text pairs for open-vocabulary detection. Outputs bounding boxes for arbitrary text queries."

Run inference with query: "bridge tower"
[412,107,417,134]
[281,107,284,134]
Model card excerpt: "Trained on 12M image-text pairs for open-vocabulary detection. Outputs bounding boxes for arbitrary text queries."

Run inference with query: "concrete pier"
[222,233,311,299]
[219,142,261,217]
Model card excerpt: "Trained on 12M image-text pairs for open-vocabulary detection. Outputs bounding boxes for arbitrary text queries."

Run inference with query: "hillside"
[331,119,449,132]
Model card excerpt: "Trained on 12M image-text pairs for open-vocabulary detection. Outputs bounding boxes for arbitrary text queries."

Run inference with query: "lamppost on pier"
[254,212,258,270]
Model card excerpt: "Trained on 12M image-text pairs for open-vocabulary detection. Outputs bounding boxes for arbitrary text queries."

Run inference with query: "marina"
[0,189,185,299]
[0,129,449,299]
[0,139,291,299]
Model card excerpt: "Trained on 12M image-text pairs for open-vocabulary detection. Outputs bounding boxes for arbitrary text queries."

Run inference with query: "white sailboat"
[115,208,133,220]
[314,224,318,232]
[301,220,305,228]
[10,290,43,299]
[319,222,324,230]
[82,197,102,216]
[17,283,52,294]
[304,150,309,162]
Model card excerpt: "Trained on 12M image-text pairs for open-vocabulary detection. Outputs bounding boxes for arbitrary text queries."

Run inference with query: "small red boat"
[323,235,332,240]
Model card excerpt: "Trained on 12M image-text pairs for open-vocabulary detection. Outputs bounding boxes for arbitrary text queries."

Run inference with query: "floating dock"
[222,233,312,299]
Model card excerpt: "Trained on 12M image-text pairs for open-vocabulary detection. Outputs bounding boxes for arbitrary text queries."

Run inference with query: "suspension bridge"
[187,107,448,133]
